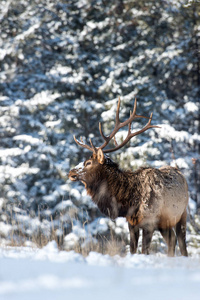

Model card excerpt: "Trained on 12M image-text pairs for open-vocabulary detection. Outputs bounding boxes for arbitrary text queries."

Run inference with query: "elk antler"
[74,97,160,153]
[98,97,160,153]
[73,136,97,153]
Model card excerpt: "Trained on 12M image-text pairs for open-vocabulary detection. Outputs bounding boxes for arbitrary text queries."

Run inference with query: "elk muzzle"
[68,162,85,182]
[68,169,79,181]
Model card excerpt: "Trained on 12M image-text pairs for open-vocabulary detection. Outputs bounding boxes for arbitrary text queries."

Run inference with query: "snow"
[0,241,200,300]
[0,2,200,299]
[184,102,199,113]
[0,222,12,236]
[14,135,41,145]
[74,161,85,170]
[0,148,24,157]
[0,165,40,179]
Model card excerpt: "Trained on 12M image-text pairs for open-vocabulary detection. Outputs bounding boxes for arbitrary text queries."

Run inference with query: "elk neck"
[85,162,141,219]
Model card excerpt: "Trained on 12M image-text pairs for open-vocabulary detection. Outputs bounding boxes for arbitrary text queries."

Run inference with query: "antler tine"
[128,110,132,134]
[99,122,110,142]
[113,110,132,148]
[103,113,161,153]
[74,135,96,153]
[116,96,121,125]
[98,96,122,146]
[132,97,137,115]
[99,97,150,151]
[113,135,118,146]
[89,138,97,152]
[107,97,124,147]
[132,98,149,120]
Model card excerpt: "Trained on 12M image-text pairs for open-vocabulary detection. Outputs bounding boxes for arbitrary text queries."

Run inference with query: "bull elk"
[68,98,188,256]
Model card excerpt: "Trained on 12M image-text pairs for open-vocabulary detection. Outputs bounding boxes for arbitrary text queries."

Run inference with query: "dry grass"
[3,206,198,256]
[1,207,128,257]
[2,230,128,257]
[70,234,128,257]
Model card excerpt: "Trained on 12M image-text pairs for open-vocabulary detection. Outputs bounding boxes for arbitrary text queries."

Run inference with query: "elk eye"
[85,161,92,167]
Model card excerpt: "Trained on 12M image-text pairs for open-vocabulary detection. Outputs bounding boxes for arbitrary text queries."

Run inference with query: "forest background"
[0,0,200,255]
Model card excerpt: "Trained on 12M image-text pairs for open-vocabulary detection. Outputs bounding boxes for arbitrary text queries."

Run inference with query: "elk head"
[68,148,107,185]
[68,98,159,188]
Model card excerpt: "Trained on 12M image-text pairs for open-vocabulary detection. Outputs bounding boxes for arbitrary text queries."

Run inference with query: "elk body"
[68,98,188,256]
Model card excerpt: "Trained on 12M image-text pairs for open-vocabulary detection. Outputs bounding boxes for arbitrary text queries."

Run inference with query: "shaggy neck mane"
[86,161,142,218]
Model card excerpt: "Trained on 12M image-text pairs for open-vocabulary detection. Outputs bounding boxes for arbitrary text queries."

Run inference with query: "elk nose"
[70,175,77,181]
[68,170,78,181]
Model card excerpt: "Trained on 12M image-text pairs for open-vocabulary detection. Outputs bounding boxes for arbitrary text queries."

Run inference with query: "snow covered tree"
[0,0,199,251]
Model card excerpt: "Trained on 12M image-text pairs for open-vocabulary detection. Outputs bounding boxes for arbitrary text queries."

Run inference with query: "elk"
[68,98,188,256]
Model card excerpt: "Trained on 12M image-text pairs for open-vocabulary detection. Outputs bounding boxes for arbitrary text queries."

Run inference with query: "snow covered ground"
[0,241,200,300]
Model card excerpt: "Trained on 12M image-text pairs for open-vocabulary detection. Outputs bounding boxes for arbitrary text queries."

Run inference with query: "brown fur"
[68,151,188,256]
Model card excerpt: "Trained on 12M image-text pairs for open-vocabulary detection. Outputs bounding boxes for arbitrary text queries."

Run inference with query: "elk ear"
[97,149,105,164]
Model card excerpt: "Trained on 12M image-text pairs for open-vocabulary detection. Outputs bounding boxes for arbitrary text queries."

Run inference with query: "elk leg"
[159,228,176,257]
[128,223,139,254]
[142,227,154,255]
[175,209,188,256]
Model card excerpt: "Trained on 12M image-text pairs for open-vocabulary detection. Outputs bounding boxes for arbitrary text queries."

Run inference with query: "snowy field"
[0,241,200,300]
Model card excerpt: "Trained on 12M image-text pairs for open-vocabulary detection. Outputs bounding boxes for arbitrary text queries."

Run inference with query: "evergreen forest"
[0,0,200,255]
